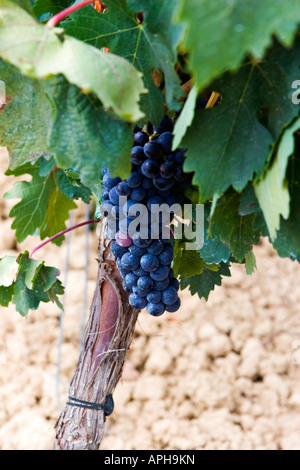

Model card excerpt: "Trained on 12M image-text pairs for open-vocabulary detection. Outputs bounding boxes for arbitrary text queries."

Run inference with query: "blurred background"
[0,147,300,450]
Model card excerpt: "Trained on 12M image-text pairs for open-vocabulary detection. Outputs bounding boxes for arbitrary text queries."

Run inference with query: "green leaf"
[33,0,72,17]
[63,0,184,124]
[0,252,64,316]
[4,160,77,243]
[176,0,300,91]
[254,118,300,240]
[245,250,257,275]
[172,86,197,150]
[0,0,146,122]
[208,190,256,263]
[39,186,77,244]
[48,80,133,184]
[173,241,205,277]
[180,262,231,301]
[55,170,91,204]
[0,256,19,286]
[273,145,300,259]
[0,60,53,169]
[181,39,300,202]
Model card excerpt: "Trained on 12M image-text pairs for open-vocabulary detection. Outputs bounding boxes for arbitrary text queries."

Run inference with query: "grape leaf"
[176,0,300,91]
[254,118,300,240]
[62,0,184,124]
[0,0,146,122]
[48,79,133,185]
[208,190,257,263]
[173,241,205,277]
[33,0,72,17]
[5,160,77,244]
[180,262,231,301]
[0,60,53,169]
[0,252,64,316]
[245,250,257,275]
[181,39,300,202]
[273,139,300,259]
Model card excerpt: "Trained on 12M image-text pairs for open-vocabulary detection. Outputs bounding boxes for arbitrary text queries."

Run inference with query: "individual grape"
[108,186,120,206]
[110,241,128,258]
[129,245,147,257]
[160,161,176,179]
[115,230,132,247]
[158,132,173,155]
[137,275,154,292]
[153,278,169,291]
[116,258,131,275]
[116,181,131,197]
[121,252,140,271]
[132,285,151,297]
[168,277,179,291]
[154,115,174,134]
[172,148,186,164]
[134,131,149,147]
[126,171,142,188]
[153,175,174,191]
[132,233,152,248]
[101,189,110,200]
[165,297,181,312]
[147,195,164,213]
[144,141,161,159]
[133,266,148,277]
[130,187,146,202]
[140,253,159,272]
[150,264,170,281]
[146,302,165,316]
[141,159,160,178]
[124,272,139,288]
[147,239,164,255]
[158,245,174,265]
[161,286,178,306]
[129,293,147,310]
[141,177,153,189]
[122,280,133,293]
[103,173,121,191]
[131,146,145,165]
[146,290,161,304]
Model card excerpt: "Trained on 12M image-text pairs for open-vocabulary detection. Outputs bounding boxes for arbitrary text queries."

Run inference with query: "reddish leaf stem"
[46,0,95,28]
[29,219,101,258]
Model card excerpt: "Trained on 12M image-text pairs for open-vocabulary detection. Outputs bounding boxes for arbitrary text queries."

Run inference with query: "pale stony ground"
[0,148,300,450]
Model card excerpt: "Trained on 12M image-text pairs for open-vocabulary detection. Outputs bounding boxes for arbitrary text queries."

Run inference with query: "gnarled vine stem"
[53,228,139,450]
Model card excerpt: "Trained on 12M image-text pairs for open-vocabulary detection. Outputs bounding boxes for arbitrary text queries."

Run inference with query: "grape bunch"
[100,116,194,317]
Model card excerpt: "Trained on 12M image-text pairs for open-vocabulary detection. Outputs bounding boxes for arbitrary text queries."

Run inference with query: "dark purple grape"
[150,265,170,281]
[154,278,169,291]
[110,241,128,258]
[161,286,178,306]
[153,175,174,191]
[116,182,131,197]
[141,159,160,178]
[158,245,174,265]
[137,275,154,292]
[131,146,145,166]
[146,302,165,316]
[158,132,173,155]
[134,131,149,147]
[109,186,120,206]
[132,233,152,248]
[144,141,161,160]
[121,252,140,271]
[165,297,181,312]
[124,272,139,288]
[140,253,159,272]
[147,239,164,255]
[169,277,179,291]
[131,187,146,202]
[146,290,161,304]
[154,115,174,134]
[172,149,186,164]
[129,245,147,257]
[129,293,147,309]
[141,177,153,189]
[126,171,142,188]
[160,161,176,179]
[133,266,148,277]
[132,285,151,297]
